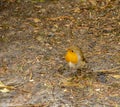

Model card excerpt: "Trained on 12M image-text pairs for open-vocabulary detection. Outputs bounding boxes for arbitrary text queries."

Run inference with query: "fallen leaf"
[0,88,10,93]
[33,18,41,23]
[110,74,120,79]
[0,81,10,93]
[88,0,97,6]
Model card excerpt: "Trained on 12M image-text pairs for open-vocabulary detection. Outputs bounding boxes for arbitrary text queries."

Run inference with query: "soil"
[0,0,120,106]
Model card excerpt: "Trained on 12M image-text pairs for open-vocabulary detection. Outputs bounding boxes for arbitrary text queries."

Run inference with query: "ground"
[0,0,120,107]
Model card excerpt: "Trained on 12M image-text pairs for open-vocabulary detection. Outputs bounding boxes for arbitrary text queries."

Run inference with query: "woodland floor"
[0,0,120,107]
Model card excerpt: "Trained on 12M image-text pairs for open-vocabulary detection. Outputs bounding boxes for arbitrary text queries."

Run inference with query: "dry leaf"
[110,74,120,79]
[33,18,41,23]
[0,81,6,87]
[0,81,10,93]
[88,0,97,6]
[0,81,15,93]
[73,7,81,13]
[0,88,10,93]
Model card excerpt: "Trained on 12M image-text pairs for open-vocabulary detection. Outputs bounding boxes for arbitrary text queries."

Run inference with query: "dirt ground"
[0,0,120,107]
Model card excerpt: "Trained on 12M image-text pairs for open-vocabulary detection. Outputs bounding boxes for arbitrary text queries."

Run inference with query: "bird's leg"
[69,67,78,78]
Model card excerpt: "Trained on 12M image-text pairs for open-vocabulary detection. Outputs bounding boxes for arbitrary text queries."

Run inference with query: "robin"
[65,46,86,70]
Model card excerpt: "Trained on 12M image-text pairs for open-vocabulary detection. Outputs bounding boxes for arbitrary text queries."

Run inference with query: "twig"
[95,66,120,72]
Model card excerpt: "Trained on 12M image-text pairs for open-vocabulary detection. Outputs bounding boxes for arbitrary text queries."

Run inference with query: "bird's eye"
[71,50,73,52]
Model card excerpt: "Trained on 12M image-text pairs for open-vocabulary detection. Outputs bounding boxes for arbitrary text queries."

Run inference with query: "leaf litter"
[0,0,120,106]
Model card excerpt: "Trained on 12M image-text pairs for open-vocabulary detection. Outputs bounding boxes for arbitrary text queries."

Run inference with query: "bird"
[65,46,86,71]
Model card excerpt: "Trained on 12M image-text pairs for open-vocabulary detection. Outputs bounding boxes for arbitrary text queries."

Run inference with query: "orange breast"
[65,51,78,64]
